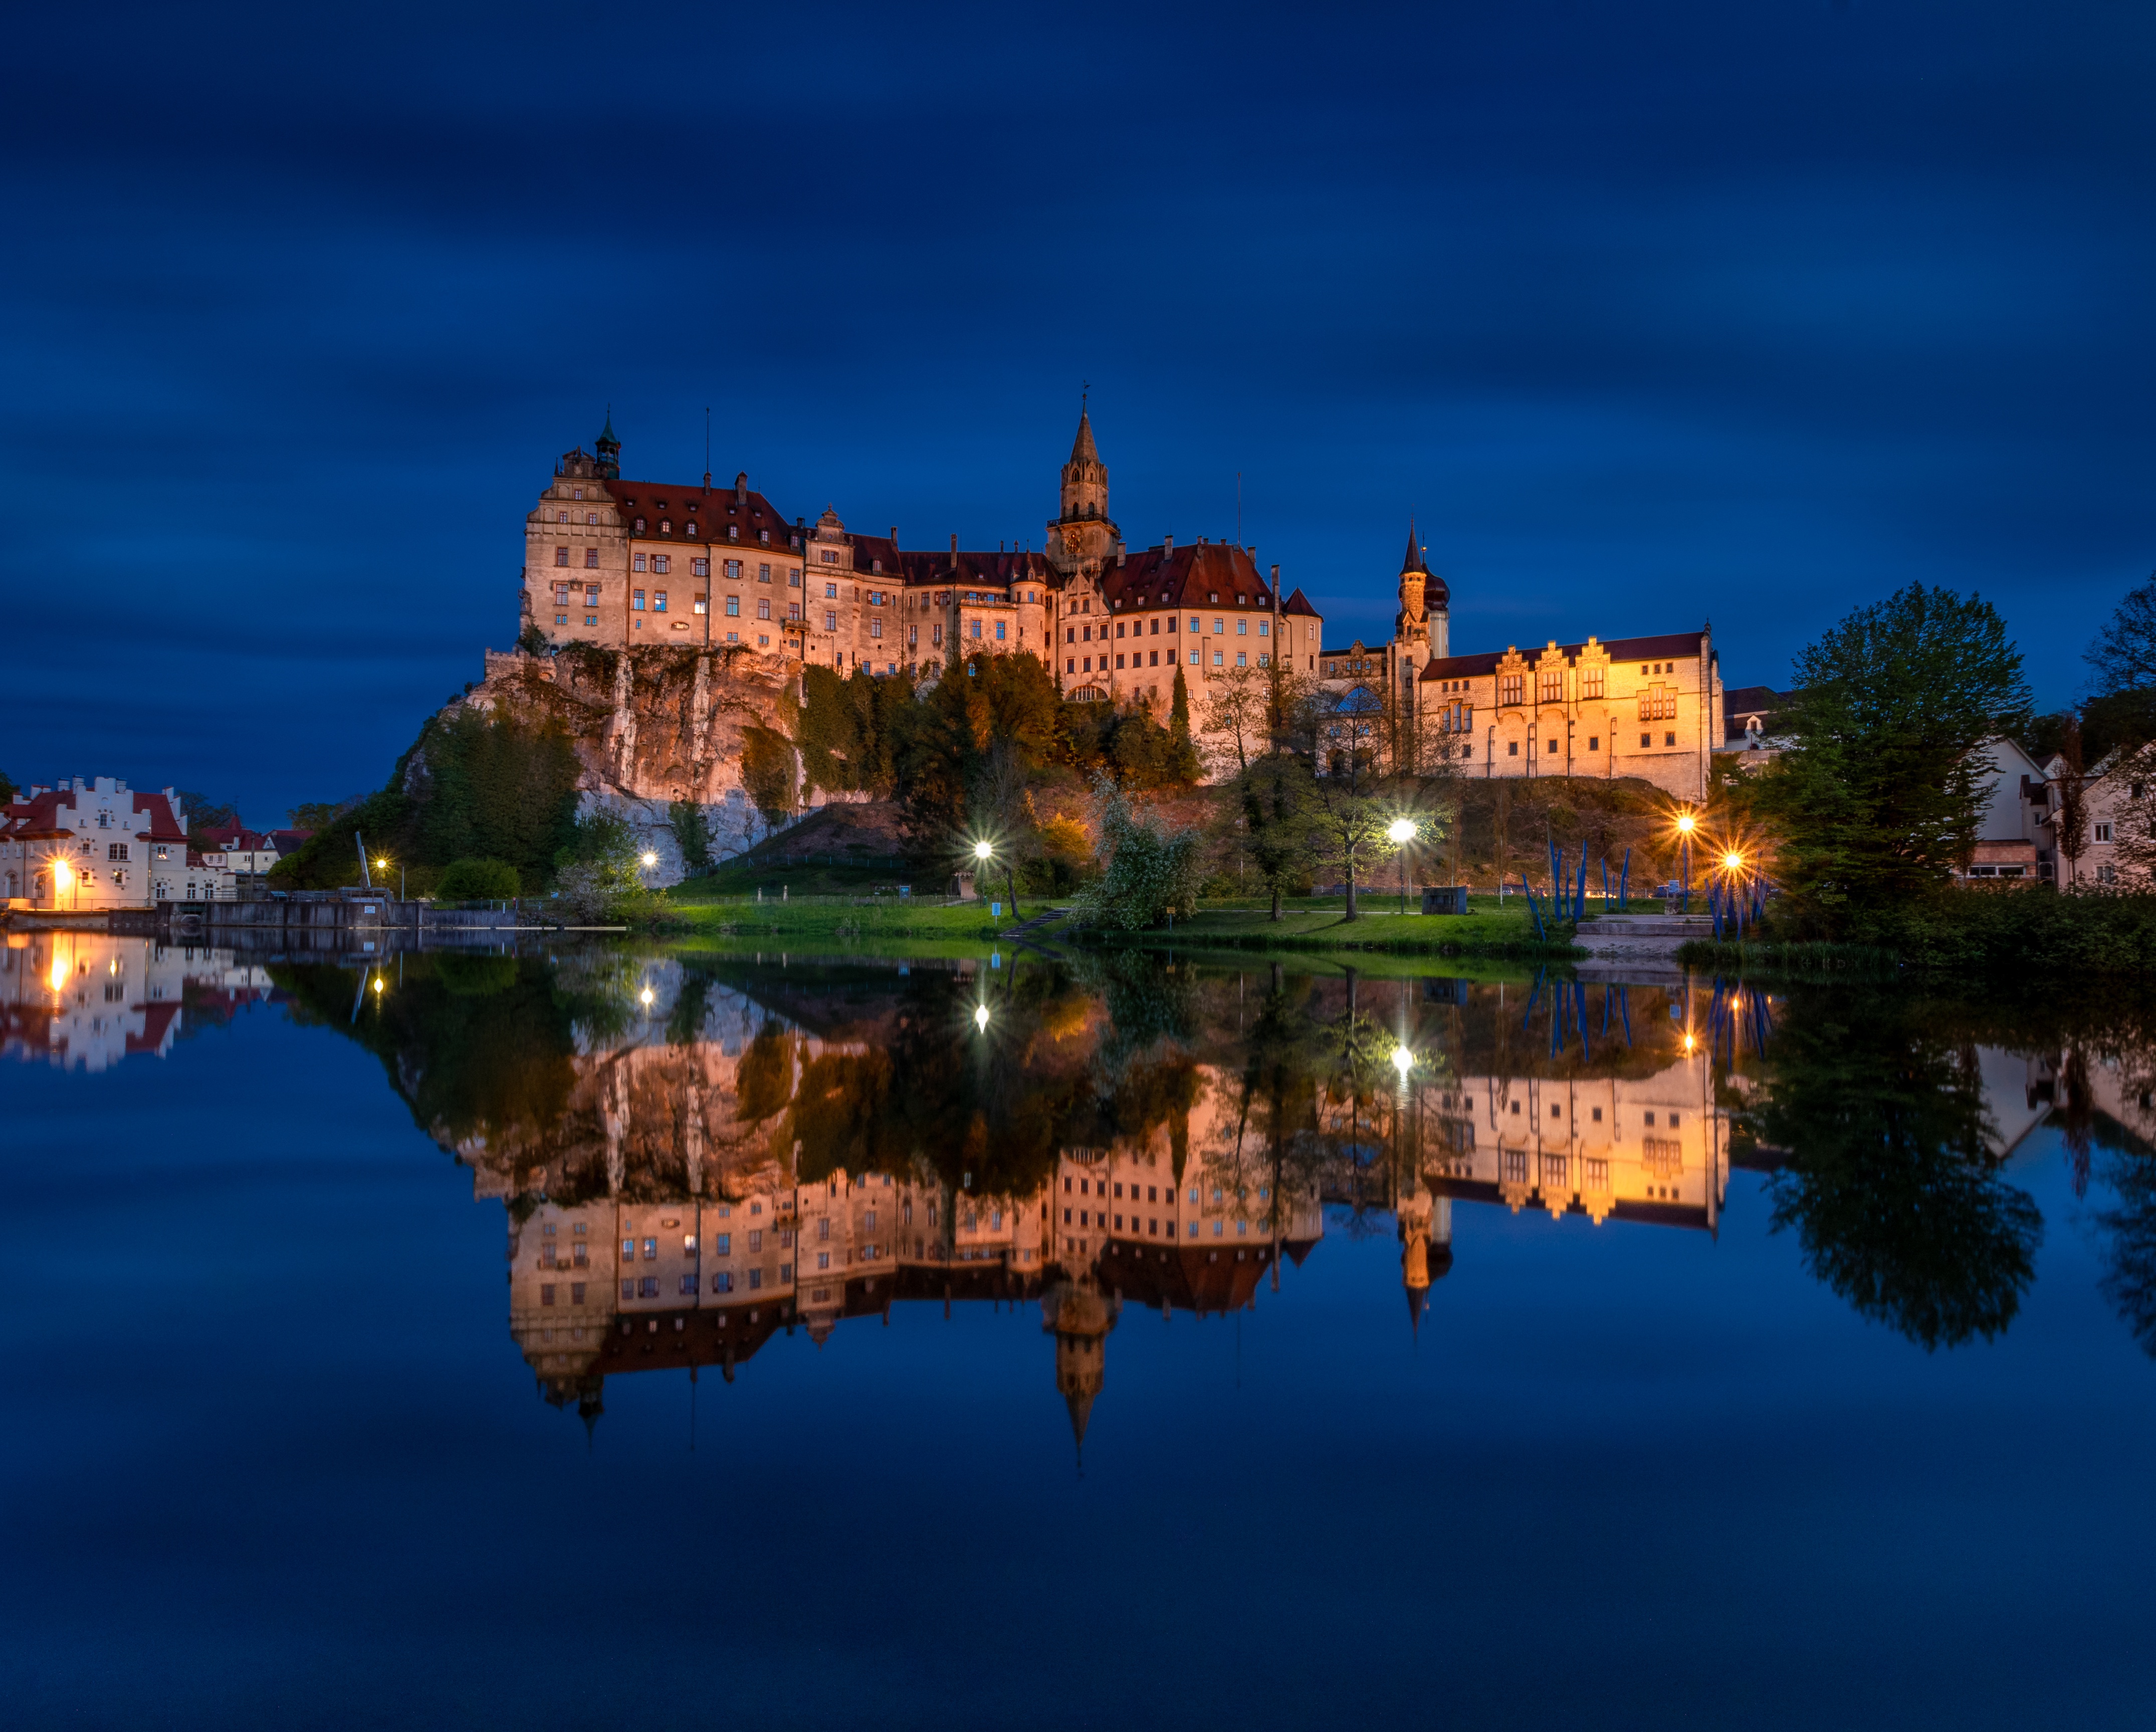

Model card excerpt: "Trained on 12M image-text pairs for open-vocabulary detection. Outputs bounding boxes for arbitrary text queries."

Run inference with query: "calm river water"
[4,931,2154,1729]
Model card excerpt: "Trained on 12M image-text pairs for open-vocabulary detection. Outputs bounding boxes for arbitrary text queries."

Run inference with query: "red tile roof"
[1418,628,1709,683]
[1094,542,1273,611]
[897,548,1055,588]
[604,478,797,548]
[1280,587,1321,618]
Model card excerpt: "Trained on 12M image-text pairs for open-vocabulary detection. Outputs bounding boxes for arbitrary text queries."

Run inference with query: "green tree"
[1167,667,1201,781]
[1068,775,1203,930]
[1233,749,1319,918]
[414,708,583,881]
[2085,571,2156,694]
[667,799,713,876]
[740,726,798,829]
[436,857,522,899]
[1754,584,2030,929]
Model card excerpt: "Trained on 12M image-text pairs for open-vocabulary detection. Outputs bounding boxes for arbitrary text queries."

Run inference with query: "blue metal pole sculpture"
[1619,847,1630,910]
[1617,983,1634,1048]
[1576,851,1588,921]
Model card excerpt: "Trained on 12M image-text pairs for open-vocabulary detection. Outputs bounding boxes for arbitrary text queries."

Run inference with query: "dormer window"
[659,520,671,535]
[634,518,646,533]
[871,559,882,573]
[686,521,697,538]
[729,525,740,540]
[759,528,770,543]
[1209,592,1218,603]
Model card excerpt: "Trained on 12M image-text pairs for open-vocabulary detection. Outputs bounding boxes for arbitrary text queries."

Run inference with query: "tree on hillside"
[414,709,584,881]
[1753,584,2031,927]
[1298,683,1393,921]
[1167,667,1201,780]
[740,726,799,831]
[1068,775,1203,931]
[2086,572,2156,694]
[1231,748,1320,919]
[1198,661,1267,773]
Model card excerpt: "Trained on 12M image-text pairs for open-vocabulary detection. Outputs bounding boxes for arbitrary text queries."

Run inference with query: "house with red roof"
[2,777,190,909]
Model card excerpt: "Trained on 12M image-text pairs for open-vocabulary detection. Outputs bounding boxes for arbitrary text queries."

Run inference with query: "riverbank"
[658,887,1591,960]
[1677,888,2156,978]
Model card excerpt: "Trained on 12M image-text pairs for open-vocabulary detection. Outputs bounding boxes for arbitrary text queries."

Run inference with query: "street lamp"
[1386,817,1416,915]
[374,854,405,899]
[972,836,1019,921]
[640,850,659,869]
[1674,810,1697,911]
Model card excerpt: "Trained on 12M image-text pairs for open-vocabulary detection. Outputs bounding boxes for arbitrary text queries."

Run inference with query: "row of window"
[1501,732,1680,755]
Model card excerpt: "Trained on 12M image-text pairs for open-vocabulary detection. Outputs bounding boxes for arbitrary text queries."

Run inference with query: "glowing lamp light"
[1722,850,1744,872]
[1391,1044,1413,1077]
[48,955,68,993]
[638,986,655,1008]
[640,851,659,868]
[372,976,384,995]
[53,860,72,889]
[374,857,389,871]
[973,840,994,861]
[1386,818,1416,845]
[1676,813,1697,834]
[1683,1032,1696,1052]
[973,1004,990,1032]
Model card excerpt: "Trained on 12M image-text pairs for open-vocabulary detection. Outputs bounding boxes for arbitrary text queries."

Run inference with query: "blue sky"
[4,1,2152,820]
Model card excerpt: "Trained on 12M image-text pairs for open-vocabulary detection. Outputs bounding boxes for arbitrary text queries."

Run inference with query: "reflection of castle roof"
[1096,1240,1279,1313]
[1426,1173,1711,1231]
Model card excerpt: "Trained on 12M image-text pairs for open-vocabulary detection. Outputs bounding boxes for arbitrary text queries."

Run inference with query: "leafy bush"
[1067,777,1203,930]
[435,857,521,901]
[551,812,668,923]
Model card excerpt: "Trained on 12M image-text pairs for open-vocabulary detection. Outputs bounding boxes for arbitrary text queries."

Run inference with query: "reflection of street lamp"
[638,985,655,1009]
[1391,1043,1413,1082]
[1387,817,1416,915]
[973,1003,990,1033]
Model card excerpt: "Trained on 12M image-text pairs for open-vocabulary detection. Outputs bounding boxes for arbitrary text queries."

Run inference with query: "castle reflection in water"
[19,933,2132,1438]
[328,946,1746,1447]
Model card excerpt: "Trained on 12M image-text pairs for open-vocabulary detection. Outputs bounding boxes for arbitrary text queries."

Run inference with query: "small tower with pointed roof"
[594,410,620,480]
[1047,398,1122,581]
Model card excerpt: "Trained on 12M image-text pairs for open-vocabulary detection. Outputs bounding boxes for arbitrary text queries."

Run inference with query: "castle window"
[727,596,741,617]
[760,529,770,543]
[871,559,882,573]
[1547,737,1558,754]
[1500,674,1525,705]
[585,584,599,605]
[1588,735,1599,750]
[652,555,669,575]
[820,550,838,564]
[685,521,697,538]
[789,602,801,620]
[586,513,597,525]
[584,548,599,569]
[694,594,707,615]
[1665,731,1677,746]
[1236,651,1246,667]
[728,525,739,540]
[1169,616,1178,633]
[1257,620,1268,636]
[633,553,647,572]
[826,583,838,599]
[1640,733,1652,748]
[1540,670,1562,703]
[1213,618,1224,634]
[1583,668,1604,698]
[1508,741,1519,756]
[634,518,646,533]
[870,618,883,639]
[825,610,837,630]
[554,547,569,567]
[758,598,771,620]
[692,558,709,577]
[633,590,645,610]
[654,591,667,612]
[571,488,583,500]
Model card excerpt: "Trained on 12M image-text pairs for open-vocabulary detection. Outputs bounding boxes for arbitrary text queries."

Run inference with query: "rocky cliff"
[445,643,801,881]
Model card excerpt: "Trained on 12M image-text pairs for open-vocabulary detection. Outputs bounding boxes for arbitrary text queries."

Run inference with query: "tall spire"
[1400,518,1429,576]
[1069,402,1099,467]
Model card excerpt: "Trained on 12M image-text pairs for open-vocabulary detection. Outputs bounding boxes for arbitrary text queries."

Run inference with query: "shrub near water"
[434,858,521,901]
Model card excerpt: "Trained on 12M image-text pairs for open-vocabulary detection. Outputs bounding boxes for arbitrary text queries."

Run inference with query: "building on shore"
[2,778,189,910]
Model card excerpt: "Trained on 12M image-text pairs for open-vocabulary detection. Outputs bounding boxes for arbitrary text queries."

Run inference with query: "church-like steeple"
[1048,394,1120,579]
[594,408,620,480]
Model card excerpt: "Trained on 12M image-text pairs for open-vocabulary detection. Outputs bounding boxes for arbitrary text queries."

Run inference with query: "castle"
[522,408,1724,798]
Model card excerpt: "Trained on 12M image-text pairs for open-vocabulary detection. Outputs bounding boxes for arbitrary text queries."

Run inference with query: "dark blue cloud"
[2,1,2151,816]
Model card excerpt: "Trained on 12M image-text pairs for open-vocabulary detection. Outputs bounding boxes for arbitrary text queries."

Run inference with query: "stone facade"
[2,777,189,909]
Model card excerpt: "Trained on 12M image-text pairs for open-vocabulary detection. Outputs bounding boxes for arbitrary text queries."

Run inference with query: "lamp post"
[375,855,403,900]
[973,836,1018,922]
[1675,811,1697,911]
[1387,817,1416,915]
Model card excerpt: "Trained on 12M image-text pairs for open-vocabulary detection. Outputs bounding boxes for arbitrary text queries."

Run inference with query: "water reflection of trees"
[1733,991,2042,1351]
